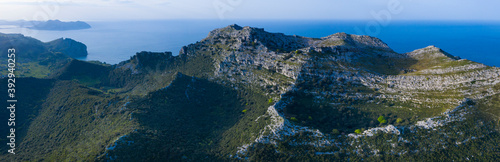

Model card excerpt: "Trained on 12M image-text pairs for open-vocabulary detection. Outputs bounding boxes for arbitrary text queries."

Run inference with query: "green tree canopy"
[396,118,403,123]
[378,116,387,124]
[331,129,340,135]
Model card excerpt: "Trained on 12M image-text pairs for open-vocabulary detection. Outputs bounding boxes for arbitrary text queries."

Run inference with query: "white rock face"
[419,61,487,74]
[407,45,456,60]
[348,125,401,139]
[414,102,469,129]
[415,118,444,129]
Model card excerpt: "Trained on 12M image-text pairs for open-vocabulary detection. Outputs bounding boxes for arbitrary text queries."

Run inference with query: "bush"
[396,118,403,123]
[355,129,362,134]
[331,129,340,135]
[378,116,387,124]
[242,109,247,113]
[290,117,298,122]
[268,98,273,104]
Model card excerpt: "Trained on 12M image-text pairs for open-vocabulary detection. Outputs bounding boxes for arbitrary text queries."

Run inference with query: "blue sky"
[0,0,498,21]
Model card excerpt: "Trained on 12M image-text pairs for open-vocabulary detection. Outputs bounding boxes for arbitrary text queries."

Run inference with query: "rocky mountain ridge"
[177,24,500,160]
[1,24,499,161]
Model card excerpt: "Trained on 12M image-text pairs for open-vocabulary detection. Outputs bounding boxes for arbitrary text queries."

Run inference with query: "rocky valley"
[0,24,499,161]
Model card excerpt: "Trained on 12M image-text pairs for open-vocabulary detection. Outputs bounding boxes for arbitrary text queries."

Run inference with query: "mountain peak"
[48,19,62,22]
[202,24,308,52]
[407,45,460,60]
[423,45,440,51]
[228,24,243,30]
[317,32,391,50]
[205,24,264,39]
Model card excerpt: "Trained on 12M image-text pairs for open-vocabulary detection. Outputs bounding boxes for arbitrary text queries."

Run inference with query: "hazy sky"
[0,0,498,21]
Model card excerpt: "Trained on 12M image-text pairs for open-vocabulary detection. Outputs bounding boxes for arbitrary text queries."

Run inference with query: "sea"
[0,20,499,66]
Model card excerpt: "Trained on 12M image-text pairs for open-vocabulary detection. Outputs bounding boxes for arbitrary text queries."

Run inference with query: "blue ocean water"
[0,20,499,66]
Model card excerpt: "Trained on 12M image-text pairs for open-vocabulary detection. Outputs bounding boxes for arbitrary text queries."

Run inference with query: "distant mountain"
[0,24,499,161]
[28,20,91,31]
[0,33,87,77]
[0,19,91,30]
[46,38,88,58]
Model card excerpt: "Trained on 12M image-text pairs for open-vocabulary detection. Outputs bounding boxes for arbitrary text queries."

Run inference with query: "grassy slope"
[0,80,135,161]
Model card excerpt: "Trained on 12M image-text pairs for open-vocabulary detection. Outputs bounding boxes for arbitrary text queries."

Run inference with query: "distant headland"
[0,19,91,31]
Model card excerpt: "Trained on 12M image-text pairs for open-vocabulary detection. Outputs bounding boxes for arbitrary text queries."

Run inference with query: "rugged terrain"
[0,24,499,161]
